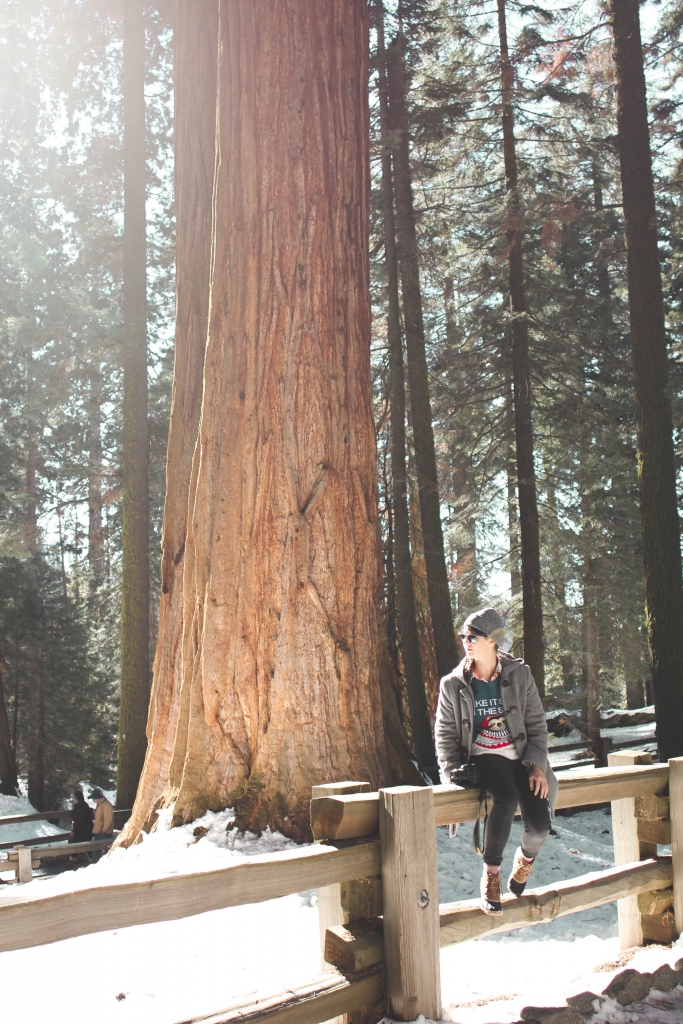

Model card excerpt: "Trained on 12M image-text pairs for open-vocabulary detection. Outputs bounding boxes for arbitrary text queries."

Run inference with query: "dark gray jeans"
[473,754,551,866]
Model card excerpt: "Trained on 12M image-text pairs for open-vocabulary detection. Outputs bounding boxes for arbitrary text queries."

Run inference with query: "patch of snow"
[0,794,69,850]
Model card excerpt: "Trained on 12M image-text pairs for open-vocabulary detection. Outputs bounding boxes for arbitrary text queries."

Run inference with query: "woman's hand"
[529,764,548,799]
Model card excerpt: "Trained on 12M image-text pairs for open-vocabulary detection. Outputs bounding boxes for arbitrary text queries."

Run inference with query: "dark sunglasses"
[458,633,485,644]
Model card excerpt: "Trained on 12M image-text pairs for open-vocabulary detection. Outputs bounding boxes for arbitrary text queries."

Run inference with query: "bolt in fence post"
[609,750,655,949]
[669,757,683,938]
[379,785,441,1021]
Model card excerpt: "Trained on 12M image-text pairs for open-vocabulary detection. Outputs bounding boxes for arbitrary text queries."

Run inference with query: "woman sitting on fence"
[435,607,558,915]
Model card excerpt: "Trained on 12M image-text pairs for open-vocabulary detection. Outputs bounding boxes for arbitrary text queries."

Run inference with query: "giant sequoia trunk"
[121,0,417,846]
[386,35,458,680]
[610,0,683,760]
[117,0,150,808]
[497,0,545,695]
[376,0,436,778]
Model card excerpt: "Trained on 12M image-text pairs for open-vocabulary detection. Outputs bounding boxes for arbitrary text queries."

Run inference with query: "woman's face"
[460,632,496,657]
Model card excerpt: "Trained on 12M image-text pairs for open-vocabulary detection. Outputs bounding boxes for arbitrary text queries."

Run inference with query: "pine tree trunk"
[117,0,151,808]
[377,1,435,777]
[0,653,18,796]
[87,368,105,582]
[444,278,478,616]
[610,0,683,760]
[386,35,458,681]
[497,0,544,695]
[582,504,600,742]
[121,0,418,846]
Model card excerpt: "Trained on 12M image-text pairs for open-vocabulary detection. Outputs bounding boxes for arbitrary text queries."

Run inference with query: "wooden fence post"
[669,757,683,939]
[313,782,371,1024]
[17,846,33,883]
[609,750,656,949]
[379,785,441,1022]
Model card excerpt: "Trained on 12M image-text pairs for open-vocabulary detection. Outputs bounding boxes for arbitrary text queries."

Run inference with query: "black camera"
[449,763,479,788]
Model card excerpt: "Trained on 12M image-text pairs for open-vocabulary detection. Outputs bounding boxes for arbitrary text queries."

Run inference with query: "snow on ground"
[0,793,68,845]
[1,803,680,1024]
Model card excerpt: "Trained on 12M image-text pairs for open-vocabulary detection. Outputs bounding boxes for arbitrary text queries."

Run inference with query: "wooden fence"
[0,754,681,1024]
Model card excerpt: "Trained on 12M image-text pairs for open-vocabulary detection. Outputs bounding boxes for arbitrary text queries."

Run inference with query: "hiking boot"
[508,846,534,896]
[480,868,503,914]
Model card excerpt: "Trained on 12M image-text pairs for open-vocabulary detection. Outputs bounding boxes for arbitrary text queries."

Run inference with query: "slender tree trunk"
[497,0,544,695]
[118,0,150,809]
[382,447,400,678]
[386,34,458,681]
[377,0,436,777]
[506,370,522,604]
[546,469,575,692]
[582,501,600,742]
[610,0,683,760]
[0,653,18,796]
[444,277,478,616]
[87,368,105,583]
[121,0,420,846]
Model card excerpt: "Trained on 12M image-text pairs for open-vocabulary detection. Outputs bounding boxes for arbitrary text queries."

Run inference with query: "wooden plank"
[439,858,672,946]
[637,888,673,916]
[609,750,655,950]
[177,967,384,1024]
[0,808,131,828]
[0,810,73,826]
[0,832,70,852]
[0,839,380,954]
[6,838,113,860]
[310,765,670,842]
[379,786,441,1021]
[340,876,382,918]
[669,756,683,938]
[637,819,671,846]
[325,923,384,974]
[634,795,669,820]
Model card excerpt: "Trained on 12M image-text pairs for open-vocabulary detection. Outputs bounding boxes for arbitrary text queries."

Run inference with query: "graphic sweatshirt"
[470,673,519,759]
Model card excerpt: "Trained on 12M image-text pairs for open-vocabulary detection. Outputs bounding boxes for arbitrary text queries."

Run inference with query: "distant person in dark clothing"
[69,790,93,844]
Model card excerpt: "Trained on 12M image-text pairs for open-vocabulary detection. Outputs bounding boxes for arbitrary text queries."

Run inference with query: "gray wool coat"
[435,651,558,814]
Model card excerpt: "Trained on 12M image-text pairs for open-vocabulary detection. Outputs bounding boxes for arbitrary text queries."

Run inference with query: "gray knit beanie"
[462,607,508,649]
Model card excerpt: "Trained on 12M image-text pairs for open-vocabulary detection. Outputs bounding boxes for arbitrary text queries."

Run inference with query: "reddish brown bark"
[122,0,416,845]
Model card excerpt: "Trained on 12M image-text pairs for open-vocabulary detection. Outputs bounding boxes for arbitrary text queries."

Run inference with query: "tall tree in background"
[122,0,419,846]
[610,0,683,758]
[376,0,437,778]
[387,29,459,681]
[496,0,544,694]
[0,648,18,795]
[118,0,150,808]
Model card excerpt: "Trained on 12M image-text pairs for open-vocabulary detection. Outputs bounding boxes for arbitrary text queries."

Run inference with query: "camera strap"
[473,789,488,857]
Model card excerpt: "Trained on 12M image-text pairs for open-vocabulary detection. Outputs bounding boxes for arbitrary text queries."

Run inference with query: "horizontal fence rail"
[177,966,383,1024]
[310,764,670,841]
[0,839,380,954]
[323,858,673,972]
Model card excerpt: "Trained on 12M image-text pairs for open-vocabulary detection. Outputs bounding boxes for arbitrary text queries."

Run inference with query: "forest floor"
[0,760,679,1024]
